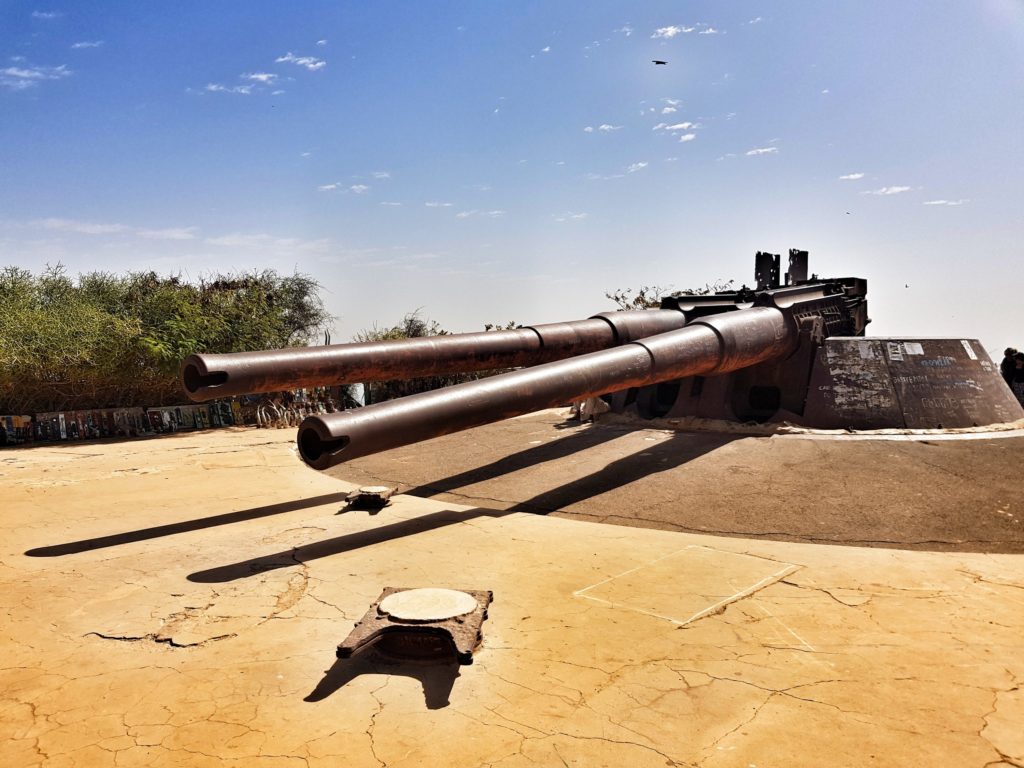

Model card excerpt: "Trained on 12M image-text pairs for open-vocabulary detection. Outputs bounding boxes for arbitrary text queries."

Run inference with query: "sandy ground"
[2,422,1023,767]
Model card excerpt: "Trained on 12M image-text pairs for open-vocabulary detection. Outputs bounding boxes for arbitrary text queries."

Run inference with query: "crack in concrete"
[365,677,390,768]
[82,630,236,648]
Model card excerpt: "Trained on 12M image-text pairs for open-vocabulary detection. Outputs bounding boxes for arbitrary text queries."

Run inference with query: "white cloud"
[205,83,253,95]
[651,25,694,39]
[616,25,634,37]
[678,133,696,142]
[662,98,682,106]
[627,161,649,173]
[246,72,278,84]
[699,27,719,35]
[749,17,763,24]
[32,11,61,19]
[271,89,285,95]
[301,152,312,158]
[863,185,911,195]
[349,184,370,194]
[137,227,197,241]
[583,126,594,133]
[598,124,621,132]
[821,88,830,94]
[32,218,129,235]
[554,212,588,222]
[456,209,505,219]
[275,52,326,71]
[371,170,391,179]
[425,201,453,208]
[661,106,677,114]
[540,46,551,53]
[839,173,865,180]
[1,63,72,90]
[379,201,402,206]
[663,121,697,131]
[71,41,104,49]
[923,199,967,206]
[204,232,329,254]
[317,183,341,191]
[316,39,328,46]
[746,147,778,156]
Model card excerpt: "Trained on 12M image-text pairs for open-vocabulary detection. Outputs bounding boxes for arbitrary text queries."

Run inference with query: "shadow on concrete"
[306,653,460,709]
[400,422,686,501]
[25,492,352,557]
[187,508,511,583]
[511,432,738,514]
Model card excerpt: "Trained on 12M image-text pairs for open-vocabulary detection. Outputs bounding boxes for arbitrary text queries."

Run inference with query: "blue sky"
[2,1,1023,355]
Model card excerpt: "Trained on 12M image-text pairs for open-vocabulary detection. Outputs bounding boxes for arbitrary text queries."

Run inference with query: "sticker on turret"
[959,340,977,360]
[886,342,904,362]
[902,342,924,355]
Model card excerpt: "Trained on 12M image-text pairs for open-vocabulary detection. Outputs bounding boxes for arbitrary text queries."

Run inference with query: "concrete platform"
[2,425,1023,767]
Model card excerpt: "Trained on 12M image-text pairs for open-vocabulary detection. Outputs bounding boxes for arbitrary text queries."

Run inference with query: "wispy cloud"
[863,185,911,195]
[746,147,778,156]
[71,41,104,49]
[137,227,198,241]
[205,83,254,95]
[626,161,649,173]
[371,170,391,179]
[204,232,330,254]
[32,10,61,19]
[540,46,551,53]
[583,124,622,133]
[652,25,695,39]
[425,201,453,208]
[379,201,402,207]
[316,39,328,47]
[661,106,677,114]
[1,63,72,91]
[749,16,763,24]
[923,199,967,206]
[456,209,505,219]
[616,24,634,37]
[654,121,698,131]
[245,72,278,84]
[554,212,588,222]
[32,217,129,235]
[22,217,205,241]
[349,184,370,194]
[276,52,326,71]
[678,133,696,142]
[699,27,720,35]
[839,172,864,180]
[317,183,341,191]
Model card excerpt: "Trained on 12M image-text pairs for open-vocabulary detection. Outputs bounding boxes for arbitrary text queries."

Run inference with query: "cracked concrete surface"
[2,423,1023,767]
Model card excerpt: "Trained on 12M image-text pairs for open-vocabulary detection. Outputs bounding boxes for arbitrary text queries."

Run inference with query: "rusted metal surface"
[337,587,493,664]
[343,485,396,512]
[180,309,688,402]
[803,338,1024,429]
[297,307,799,470]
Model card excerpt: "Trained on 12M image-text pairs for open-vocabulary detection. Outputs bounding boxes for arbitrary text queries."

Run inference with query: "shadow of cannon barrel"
[297,307,798,470]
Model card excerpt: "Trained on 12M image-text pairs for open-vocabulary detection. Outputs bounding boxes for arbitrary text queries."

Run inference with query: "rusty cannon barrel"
[297,306,798,470]
[180,309,687,402]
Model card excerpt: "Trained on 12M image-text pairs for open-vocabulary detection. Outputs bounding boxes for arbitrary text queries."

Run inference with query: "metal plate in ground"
[380,588,478,622]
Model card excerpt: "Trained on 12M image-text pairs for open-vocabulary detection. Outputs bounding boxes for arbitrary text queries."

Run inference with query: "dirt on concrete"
[331,409,1024,553]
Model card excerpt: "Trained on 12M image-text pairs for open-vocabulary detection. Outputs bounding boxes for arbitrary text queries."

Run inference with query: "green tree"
[0,265,331,413]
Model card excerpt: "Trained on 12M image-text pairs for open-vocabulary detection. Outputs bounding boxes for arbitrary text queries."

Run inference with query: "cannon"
[180,249,1024,471]
[181,309,688,402]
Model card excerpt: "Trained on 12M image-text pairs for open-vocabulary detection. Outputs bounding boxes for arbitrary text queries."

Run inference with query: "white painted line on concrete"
[573,546,800,627]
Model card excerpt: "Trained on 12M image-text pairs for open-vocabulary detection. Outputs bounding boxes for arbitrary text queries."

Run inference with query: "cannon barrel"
[297,306,798,470]
[180,309,687,402]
